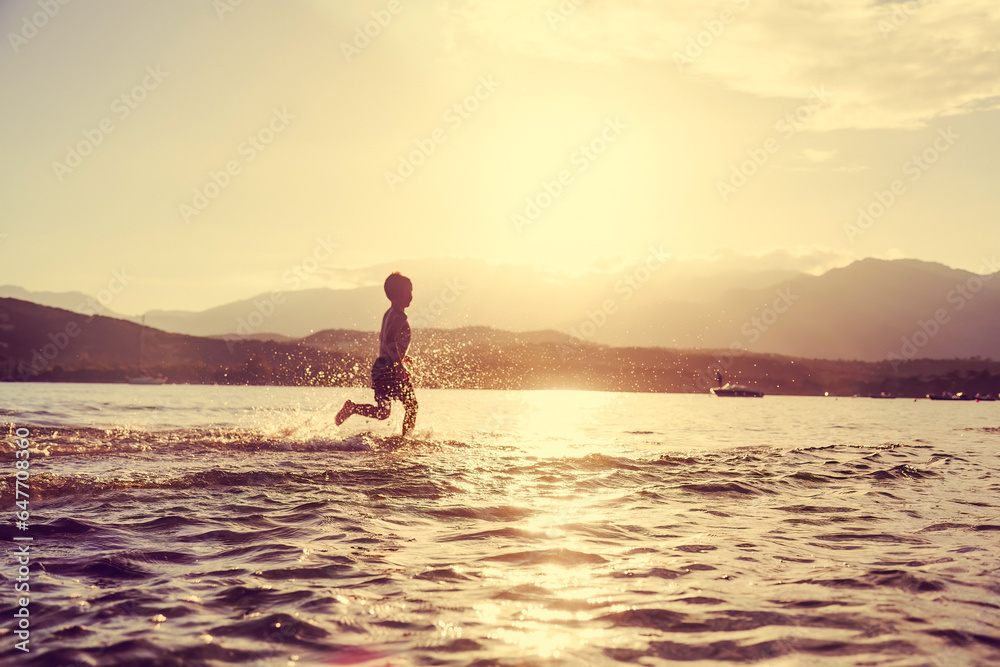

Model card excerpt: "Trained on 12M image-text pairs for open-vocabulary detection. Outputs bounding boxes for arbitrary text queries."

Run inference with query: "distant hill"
[5,258,999,361]
[145,286,385,338]
[301,326,576,357]
[0,285,130,320]
[738,259,1000,361]
[0,298,352,386]
[610,258,1000,360]
[3,296,1000,397]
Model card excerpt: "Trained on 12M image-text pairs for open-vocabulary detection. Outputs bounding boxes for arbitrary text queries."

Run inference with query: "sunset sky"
[2,0,999,314]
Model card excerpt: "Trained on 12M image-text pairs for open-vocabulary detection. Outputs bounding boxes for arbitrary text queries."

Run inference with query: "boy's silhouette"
[335,272,418,435]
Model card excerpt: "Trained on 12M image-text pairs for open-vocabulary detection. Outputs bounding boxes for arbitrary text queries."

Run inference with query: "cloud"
[781,148,851,172]
[696,246,855,275]
[784,148,872,173]
[802,148,838,163]
[436,0,1000,130]
[832,164,871,173]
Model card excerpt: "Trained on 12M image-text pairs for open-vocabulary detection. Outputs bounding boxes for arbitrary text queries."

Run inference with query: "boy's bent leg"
[335,400,354,425]
[351,399,391,420]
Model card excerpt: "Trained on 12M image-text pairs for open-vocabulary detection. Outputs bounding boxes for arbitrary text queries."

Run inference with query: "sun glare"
[515,390,620,455]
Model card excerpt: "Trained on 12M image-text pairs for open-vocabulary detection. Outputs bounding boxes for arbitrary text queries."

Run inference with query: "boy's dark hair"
[384,272,412,301]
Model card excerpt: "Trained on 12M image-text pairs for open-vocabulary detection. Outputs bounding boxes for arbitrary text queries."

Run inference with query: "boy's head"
[384,272,413,308]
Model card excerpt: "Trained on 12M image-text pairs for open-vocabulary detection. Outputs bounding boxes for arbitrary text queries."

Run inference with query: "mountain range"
[3,295,1000,397]
[3,257,998,362]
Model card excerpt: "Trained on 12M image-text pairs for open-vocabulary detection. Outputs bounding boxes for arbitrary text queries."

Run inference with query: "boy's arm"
[395,325,411,365]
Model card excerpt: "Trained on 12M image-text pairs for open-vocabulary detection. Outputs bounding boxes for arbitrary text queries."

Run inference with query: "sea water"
[1,383,998,666]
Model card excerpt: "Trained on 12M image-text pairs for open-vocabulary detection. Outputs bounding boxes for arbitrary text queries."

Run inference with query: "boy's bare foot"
[335,401,353,426]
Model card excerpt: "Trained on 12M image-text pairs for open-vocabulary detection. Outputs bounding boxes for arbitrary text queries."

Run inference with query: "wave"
[1,424,442,457]
[679,482,764,495]
[0,421,956,512]
[479,547,609,566]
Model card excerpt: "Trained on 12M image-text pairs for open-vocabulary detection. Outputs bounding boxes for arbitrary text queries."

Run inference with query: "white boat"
[710,383,764,397]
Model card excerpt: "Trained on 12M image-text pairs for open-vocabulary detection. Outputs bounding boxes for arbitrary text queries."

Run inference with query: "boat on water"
[710,383,764,398]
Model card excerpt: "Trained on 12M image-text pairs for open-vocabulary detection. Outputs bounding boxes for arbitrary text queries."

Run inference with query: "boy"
[335,272,418,435]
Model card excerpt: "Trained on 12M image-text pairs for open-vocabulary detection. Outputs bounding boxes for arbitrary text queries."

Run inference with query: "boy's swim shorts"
[371,356,415,404]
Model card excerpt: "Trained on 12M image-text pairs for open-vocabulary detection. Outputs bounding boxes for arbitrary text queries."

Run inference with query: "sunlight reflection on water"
[3,384,999,665]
